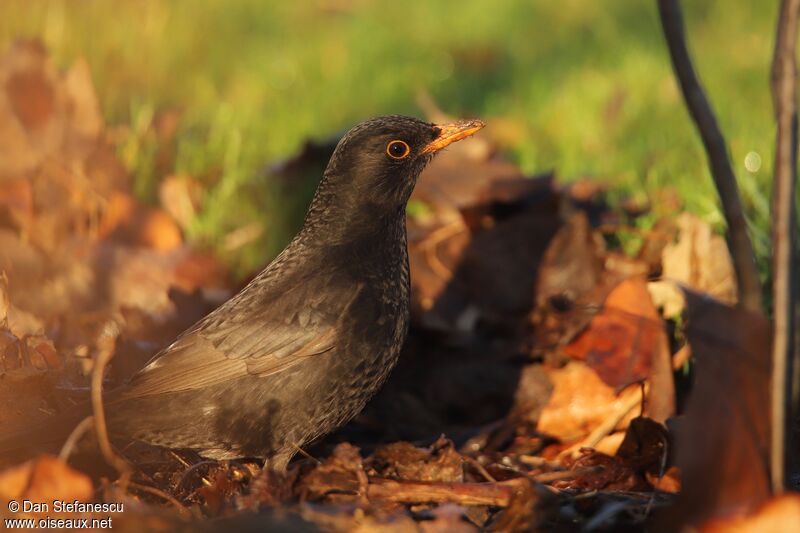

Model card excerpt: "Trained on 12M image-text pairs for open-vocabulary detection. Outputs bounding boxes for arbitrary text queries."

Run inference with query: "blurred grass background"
[0,0,779,276]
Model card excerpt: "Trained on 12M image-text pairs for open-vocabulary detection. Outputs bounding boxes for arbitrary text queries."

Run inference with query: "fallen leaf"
[368,437,464,483]
[100,191,183,251]
[159,174,203,230]
[531,211,607,354]
[0,455,92,510]
[24,335,60,370]
[536,362,641,442]
[660,291,771,529]
[662,213,737,304]
[297,443,366,503]
[0,40,67,178]
[511,363,555,427]
[553,449,649,491]
[564,277,675,421]
[593,432,626,456]
[647,279,686,319]
[136,208,183,252]
[63,57,103,142]
[534,211,605,315]
[616,417,670,477]
[0,178,33,226]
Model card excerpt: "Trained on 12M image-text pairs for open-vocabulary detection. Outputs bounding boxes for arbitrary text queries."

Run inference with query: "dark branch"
[769,0,800,494]
[657,0,763,313]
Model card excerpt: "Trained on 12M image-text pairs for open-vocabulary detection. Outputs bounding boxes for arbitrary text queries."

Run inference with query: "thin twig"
[293,442,322,464]
[557,386,644,461]
[58,416,94,462]
[463,455,497,483]
[657,0,763,313]
[177,460,216,490]
[366,477,525,507]
[169,450,194,468]
[533,466,603,483]
[769,0,800,494]
[517,455,563,469]
[90,320,131,482]
[672,344,692,370]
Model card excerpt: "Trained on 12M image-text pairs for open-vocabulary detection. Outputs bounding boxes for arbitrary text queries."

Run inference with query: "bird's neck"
[298,174,408,249]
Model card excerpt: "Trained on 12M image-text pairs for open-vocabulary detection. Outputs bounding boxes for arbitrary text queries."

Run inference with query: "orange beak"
[421,119,486,154]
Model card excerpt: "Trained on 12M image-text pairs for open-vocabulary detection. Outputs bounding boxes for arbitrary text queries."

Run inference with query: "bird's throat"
[301,177,409,247]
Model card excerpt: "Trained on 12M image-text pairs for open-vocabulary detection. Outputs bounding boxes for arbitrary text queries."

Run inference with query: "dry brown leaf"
[647,279,685,319]
[511,363,555,427]
[531,211,607,354]
[159,174,203,230]
[0,272,7,324]
[593,432,626,456]
[368,437,464,483]
[0,276,58,371]
[63,57,103,143]
[26,336,60,370]
[553,448,649,491]
[99,191,183,251]
[661,291,771,529]
[662,212,737,304]
[563,277,675,421]
[136,209,183,252]
[297,443,366,503]
[563,277,660,387]
[536,362,640,442]
[173,252,230,292]
[534,211,604,312]
[98,191,137,238]
[0,40,67,178]
[0,455,92,512]
[0,273,44,338]
[616,416,670,477]
[0,178,33,225]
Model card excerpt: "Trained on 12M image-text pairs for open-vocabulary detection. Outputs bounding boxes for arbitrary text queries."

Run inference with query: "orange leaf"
[564,277,664,390]
[0,455,92,510]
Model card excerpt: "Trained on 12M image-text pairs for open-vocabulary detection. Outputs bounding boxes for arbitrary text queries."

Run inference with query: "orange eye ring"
[386,140,411,160]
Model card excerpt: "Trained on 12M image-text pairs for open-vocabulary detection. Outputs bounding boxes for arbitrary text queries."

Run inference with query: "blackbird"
[1,115,484,469]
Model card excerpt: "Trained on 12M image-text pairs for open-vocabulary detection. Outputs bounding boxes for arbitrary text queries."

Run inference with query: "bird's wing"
[118,272,362,398]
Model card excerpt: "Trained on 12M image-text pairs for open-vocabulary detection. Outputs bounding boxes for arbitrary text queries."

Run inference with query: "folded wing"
[117,270,361,398]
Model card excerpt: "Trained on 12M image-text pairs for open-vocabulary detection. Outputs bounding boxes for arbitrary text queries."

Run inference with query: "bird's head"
[318,115,485,217]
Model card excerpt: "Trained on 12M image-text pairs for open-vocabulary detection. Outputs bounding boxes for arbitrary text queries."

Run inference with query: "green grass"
[0,0,781,276]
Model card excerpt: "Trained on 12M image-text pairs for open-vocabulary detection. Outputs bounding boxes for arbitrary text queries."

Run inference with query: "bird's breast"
[330,223,410,366]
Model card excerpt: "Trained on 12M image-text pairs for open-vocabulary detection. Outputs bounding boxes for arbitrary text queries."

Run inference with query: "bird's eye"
[386,140,411,160]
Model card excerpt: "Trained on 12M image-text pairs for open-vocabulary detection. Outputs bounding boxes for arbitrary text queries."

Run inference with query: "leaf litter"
[0,40,794,532]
